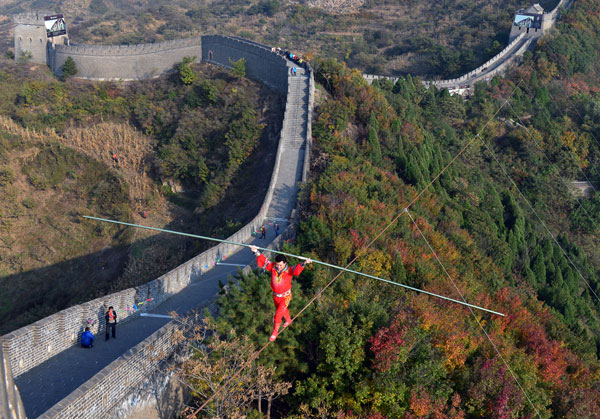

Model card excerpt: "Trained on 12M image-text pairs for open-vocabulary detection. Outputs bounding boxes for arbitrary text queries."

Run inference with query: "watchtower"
[13,11,69,65]
[509,4,544,41]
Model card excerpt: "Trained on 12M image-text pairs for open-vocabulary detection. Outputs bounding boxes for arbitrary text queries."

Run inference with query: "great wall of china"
[364,0,571,94]
[1,1,569,416]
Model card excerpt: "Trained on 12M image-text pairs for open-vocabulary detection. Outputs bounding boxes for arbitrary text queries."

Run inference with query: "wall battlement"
[12,12,49,25]
[51,36,203,81]
[3,34,313,417]
[58,36,202,57]
[364,1,569,92]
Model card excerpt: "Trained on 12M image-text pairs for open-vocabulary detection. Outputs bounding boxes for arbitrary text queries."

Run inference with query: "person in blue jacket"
[81,327,95,348]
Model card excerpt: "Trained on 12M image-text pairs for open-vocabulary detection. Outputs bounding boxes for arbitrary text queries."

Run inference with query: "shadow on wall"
[0,228,200,336]
[0,98,284,336]
[265,173,304,218]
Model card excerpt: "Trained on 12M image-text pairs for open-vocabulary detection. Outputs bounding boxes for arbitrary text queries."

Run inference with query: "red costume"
[256,253,305,339]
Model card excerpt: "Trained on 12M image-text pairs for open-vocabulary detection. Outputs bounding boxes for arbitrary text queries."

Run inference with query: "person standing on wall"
[249,245,312,341]
[274,222,280,236]
[105,306,117,340]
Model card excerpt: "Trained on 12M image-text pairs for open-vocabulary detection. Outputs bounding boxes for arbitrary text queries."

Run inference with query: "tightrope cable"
[477,137,600,305]
[405,209,541,417]
[90,54,547,417]
[86,70,522,416]
[82,216,504,316]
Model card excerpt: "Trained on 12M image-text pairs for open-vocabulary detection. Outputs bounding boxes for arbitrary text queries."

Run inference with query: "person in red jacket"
[250,245,312,341]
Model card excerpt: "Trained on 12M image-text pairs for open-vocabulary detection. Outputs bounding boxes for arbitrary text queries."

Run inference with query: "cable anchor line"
[82,215,505,316]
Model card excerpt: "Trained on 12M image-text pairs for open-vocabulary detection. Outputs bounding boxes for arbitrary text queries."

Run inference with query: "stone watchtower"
[509,4,544,42]
[13,12,68,65]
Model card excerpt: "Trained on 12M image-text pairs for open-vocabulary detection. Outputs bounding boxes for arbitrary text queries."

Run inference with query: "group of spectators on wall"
[80,306,118,349]
[271,47,310,72]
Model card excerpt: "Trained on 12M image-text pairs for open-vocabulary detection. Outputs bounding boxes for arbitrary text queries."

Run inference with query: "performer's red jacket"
[257,254,304,294]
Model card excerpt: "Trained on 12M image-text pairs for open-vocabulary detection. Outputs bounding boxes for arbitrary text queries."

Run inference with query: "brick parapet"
[55,37,202,57]
[303,66,315,183]
[2,288,146,378]
[2,35,293,378]
[3,34,307,417]
[39,323,178,418]
[201,35,289,94]
[363,32,528,89]
[51,38,203,80]
[12,12,50,25]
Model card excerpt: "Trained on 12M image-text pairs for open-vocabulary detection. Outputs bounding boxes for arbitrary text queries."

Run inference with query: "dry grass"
[0,115,157,212]
[0,114,60,142]
[62,122,156,211]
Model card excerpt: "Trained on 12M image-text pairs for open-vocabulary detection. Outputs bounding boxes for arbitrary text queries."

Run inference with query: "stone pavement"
[16,237,264,417]
[15,64,311,418]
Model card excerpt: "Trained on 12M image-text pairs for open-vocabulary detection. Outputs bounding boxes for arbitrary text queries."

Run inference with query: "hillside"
[0,0,599,416]
[0,59,283,334]
[182,0,600,417]
[1,0,558,78]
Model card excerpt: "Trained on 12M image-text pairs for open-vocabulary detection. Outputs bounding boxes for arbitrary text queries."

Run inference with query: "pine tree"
[367,113,382,164]
[230,58,246,78]
[61,57,78,79]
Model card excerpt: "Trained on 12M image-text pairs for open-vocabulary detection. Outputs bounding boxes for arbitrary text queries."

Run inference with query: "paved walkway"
[15,66,311,418]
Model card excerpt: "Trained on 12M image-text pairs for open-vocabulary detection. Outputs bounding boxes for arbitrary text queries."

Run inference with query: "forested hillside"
[0,60,282,333]
[186,0,600,417]
[1,0,559,78]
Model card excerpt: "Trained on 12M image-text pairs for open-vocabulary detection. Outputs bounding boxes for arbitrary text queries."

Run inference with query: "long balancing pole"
[82,215,505,316]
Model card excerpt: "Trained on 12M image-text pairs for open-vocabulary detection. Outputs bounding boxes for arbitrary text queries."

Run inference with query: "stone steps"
[279,73,310,150]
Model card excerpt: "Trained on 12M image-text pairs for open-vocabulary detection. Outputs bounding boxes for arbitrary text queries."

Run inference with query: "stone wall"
[0,341,26,418]
[2,35,307,417]
[13,12,48,64]
[202,35,289,94]
[364,0,574,90]
[363,32,528,89]
[303,65,315,183]
[39,324,179,419]
[1,217,256,380]
[52,37,202,81]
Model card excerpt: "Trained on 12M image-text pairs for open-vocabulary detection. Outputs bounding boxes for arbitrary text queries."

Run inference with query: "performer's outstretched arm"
[250,245,274,271]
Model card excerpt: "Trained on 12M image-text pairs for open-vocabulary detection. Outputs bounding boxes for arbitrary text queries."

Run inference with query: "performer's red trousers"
[273,293,292,326]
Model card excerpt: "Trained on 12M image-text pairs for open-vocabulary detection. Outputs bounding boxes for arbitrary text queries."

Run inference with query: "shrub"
[177,57,198,85]
[230,58,246,78]
[22,198,36,209]
[0,167,14,186]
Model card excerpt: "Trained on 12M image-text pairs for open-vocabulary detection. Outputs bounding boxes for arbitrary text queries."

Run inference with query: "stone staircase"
[2,38,315,418]
[265,67,310,221]
[281,73,310,150]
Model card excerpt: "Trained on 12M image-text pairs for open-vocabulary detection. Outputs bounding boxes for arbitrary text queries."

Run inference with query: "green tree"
[61,57,78,79]
[230,58,246,79]
[367,113,382,164]
[17,50,32,64]
[177,56,197,85]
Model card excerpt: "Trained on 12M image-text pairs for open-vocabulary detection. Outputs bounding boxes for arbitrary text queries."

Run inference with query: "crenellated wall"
[303,65,315,183]
[52,37,203,81]
[202,35,289,94]
[38,323,179,419]
[13,17,290,87]
[2,35,312,418]
[363,1,571,92]
[1,218,255,380]
[13,12,49,64]
[363,32,528,89]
